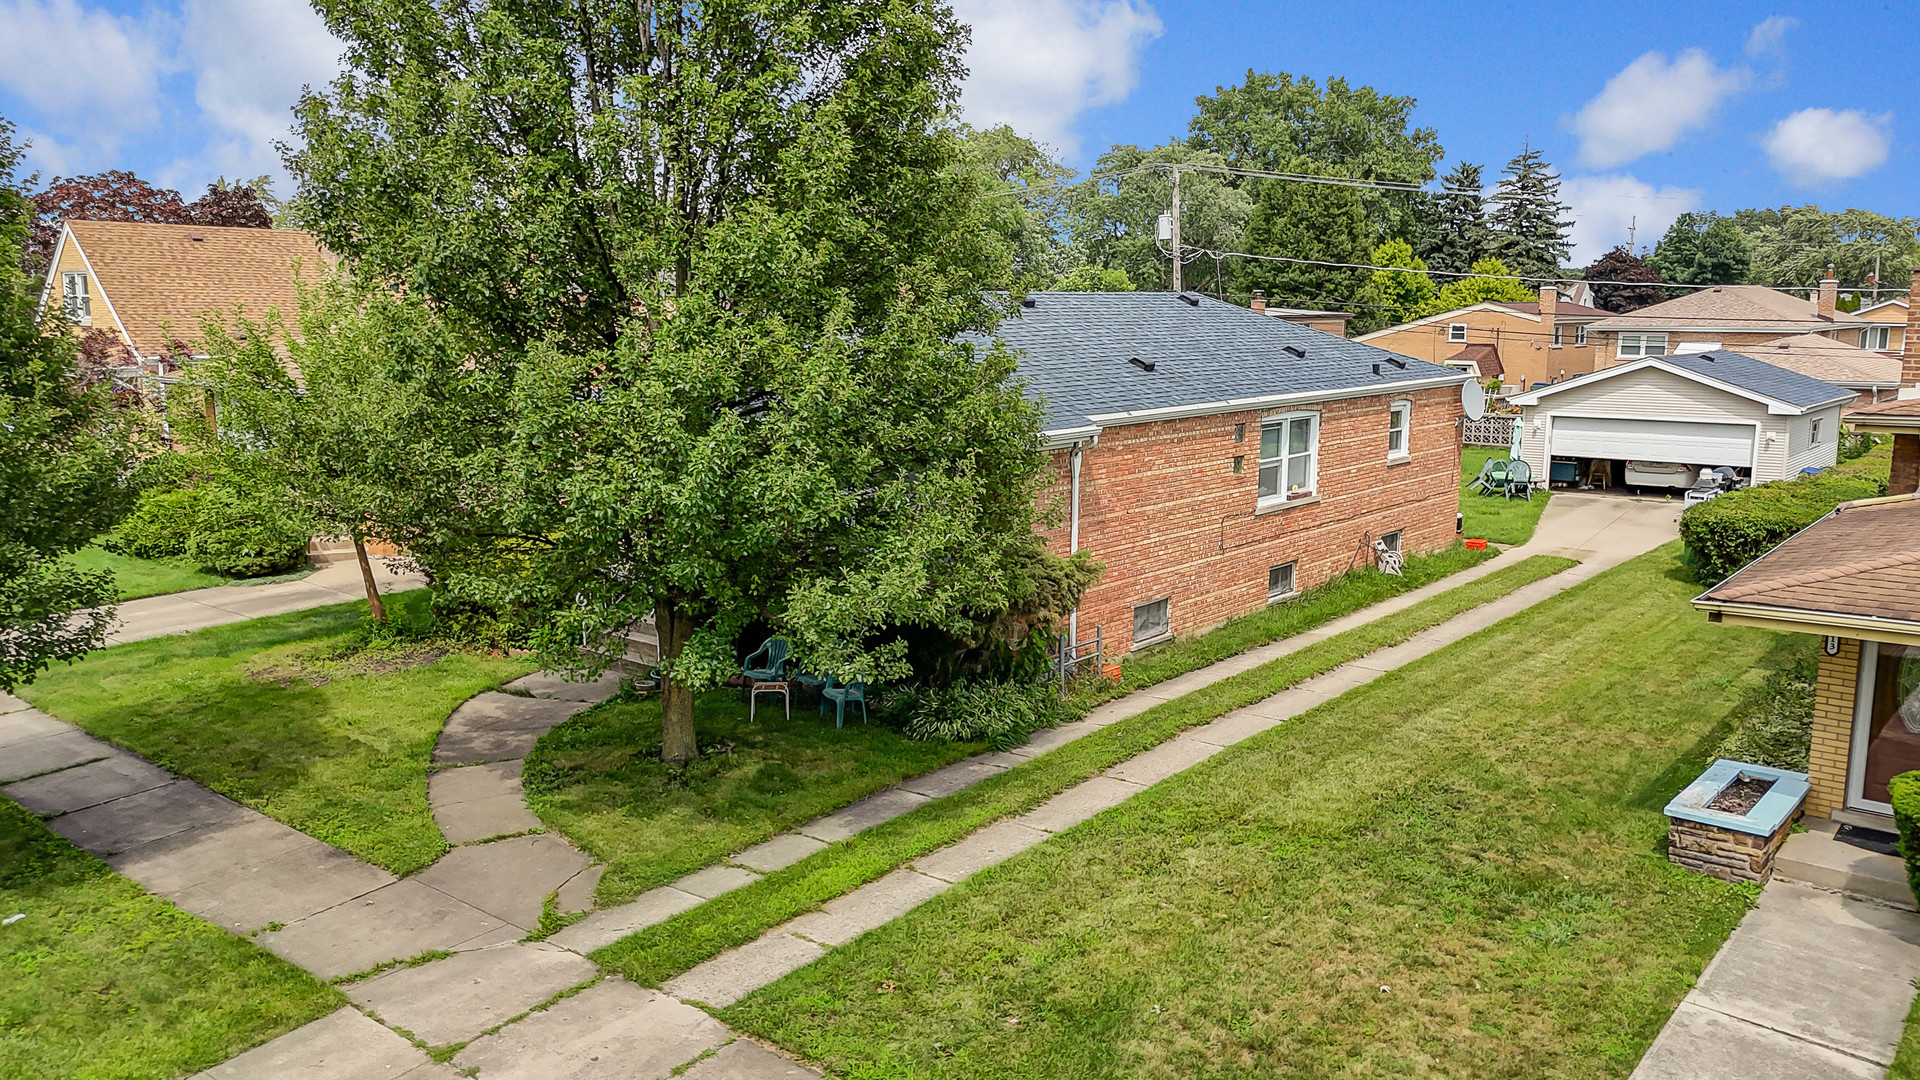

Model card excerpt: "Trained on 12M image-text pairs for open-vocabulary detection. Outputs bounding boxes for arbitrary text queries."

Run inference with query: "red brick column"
[1891,433,1920,496]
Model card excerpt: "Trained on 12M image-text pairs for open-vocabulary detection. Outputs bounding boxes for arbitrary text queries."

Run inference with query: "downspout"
[1068,440,1084,646]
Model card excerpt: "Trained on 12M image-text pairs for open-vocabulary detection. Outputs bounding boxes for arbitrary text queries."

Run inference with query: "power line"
[1189,246,1720,290]
[984,160,1588,204]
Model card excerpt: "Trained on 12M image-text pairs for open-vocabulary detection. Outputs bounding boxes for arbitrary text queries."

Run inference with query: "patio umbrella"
[1509,416,1523,460]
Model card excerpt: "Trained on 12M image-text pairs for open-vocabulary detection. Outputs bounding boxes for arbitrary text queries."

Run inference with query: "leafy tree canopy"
[1732,205,1920,295]
[1418,256,1534,317]
[1350,238,1435,334]
[1051,264,1135,291]
[1066,142,1249,293]
[1485,145,1572,279]
[1648,211,1751,287]
[0,118,136,689]
[1583,245,1667,313]
[1230,167,1369,311]
[291,0,1078,763]
[955,124,1075,288]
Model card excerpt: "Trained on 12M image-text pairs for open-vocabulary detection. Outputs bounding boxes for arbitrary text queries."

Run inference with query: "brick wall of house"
[1595,330,1829,369]
[1044,385,1463,654]
[1808,639,1859,818]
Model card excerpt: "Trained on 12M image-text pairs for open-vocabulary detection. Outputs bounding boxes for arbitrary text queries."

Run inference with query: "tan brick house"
[1355,287,1609,391]
[1586,274,1869,369]
[985,292,1470,655]
[1855,296,1907,354]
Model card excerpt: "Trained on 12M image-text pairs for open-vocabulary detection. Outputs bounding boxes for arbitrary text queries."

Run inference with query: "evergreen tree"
[1486,145,1572,279]
[1583,246,1667,312]
[1230,172,1369,310]
[1424,161,1489,275]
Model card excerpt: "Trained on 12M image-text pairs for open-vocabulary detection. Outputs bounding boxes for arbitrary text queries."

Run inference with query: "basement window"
[1380,530,1403,554]
[1267,563,1297,603]
[1133,598,1171,646]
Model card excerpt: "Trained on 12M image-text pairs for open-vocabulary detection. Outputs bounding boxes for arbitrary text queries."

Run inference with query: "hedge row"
[1679,469,1886,585]
[1892,772,1920,909]
[113,485,308,578]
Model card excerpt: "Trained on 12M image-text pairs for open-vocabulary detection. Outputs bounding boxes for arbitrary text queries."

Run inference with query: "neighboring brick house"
[1354,287,1610,390]
[1855,296,1908,354]
[983,292,1470,656]
[1740,333,1902,406]
[34,219,331,367]
[1586,273,1869,368]
[1845,270,1920,496]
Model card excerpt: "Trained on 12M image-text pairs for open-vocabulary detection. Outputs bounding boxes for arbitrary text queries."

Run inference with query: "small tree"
[1419,257,1534,316]
[1486,144,1572,279]
[175,275,442,622]
[0,119,135,689]
[1351,238,1435,333]
[188,179,276,229]
[1584,246,1667,312]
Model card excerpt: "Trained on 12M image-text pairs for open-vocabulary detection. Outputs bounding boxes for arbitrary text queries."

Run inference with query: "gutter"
[1079,372,1469,428]
[1691,599,1920,647]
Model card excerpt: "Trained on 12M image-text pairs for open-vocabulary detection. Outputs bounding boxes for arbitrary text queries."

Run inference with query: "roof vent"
[1020,297,1036,308]
[1283,345,1306,358]
[1372,363,1381,375]
[1178,293,1200,307]
[1128,357,1156,373]
[188,231,205,242]
[1385,356,1406,369]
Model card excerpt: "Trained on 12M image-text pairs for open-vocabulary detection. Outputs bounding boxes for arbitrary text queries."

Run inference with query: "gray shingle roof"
[968,292,1466,434]
[1663,350,1857,409]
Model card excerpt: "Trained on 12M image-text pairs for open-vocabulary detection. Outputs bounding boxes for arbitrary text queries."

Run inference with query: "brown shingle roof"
[1445,342,1503,378]
[1492,299,1611,320]
[1846,396,1920,428]
[66,220,332,355]
[1698,496,1920,627]
[1742,333,1901,388]
[1587,284,1867,334]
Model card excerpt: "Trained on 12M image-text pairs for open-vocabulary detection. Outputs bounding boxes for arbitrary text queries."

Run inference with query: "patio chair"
[743,637,790,681]
[819,677,868,729]
[1469,457,1509,495]
[1502,458,1534,501]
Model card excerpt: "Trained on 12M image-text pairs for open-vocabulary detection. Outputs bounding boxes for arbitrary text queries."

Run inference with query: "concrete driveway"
[1517,492,1682,569]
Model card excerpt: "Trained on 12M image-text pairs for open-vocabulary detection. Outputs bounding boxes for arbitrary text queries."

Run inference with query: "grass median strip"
[592,554,1578,986]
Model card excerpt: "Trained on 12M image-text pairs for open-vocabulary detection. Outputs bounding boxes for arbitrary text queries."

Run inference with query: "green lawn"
[0,799,340,1080]
[1893,995,1920,1080]
[724,545,1780,1079]
[1462,445,1552,546]
[594,556,1577,987]
[64,544,316,601]
[18,592,534,875]
[526,693,986,905]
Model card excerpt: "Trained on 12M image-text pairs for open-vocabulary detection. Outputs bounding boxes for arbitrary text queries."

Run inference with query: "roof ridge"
[1715,549,1920,601]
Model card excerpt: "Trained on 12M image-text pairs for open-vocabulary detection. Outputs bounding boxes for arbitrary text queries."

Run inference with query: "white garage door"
[1550,415,1754,466]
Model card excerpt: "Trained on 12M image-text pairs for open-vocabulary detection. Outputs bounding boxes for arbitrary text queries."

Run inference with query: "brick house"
[984,292,1470,656]
[1355,287,1611,391]
[1585,273,1870,369]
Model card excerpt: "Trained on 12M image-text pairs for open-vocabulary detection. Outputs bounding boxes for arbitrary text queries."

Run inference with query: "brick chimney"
[1818,264,1837,321]
[1539,285,1558,346]
[1897,268,1920,398]
[1250,289,1267,315]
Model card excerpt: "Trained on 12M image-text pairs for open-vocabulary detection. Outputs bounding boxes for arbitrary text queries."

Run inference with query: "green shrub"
[113,488,206,558]
[1680,470,1886,585]
[180,488,308,577]
[1716,643,1814,771]
[886,679,1066,750]
[1890,771,1920,909]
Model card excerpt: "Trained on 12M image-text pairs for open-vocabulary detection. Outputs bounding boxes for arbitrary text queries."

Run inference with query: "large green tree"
[1230,169,1369,310]
[1734,205,1920,296]
[1648,212,1751,287]
[1067,142,1249,293]
[955,124,1075,287]
[1485,145,1572,279]
[291,0,1068,763]
[0,119,134,689]
[1423,161,1489,276]
[1351,238,1436,333]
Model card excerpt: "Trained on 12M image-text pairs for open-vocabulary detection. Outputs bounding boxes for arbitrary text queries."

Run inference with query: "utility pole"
[1626,215,1637,253]
[1169,165,1183,294]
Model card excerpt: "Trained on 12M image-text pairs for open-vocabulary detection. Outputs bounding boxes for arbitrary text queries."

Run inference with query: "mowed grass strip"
[526,695,987,905]
[0,799,341,1080]
[723,545,1776,1080]
[19,591,534,874]
[593,555,1577,986]
[1460,446,1553,547]
[64,544,234,600]
[1068,544,1495,716]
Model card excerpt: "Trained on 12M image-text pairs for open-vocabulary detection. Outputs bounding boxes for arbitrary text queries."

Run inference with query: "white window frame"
[1258,411,1320,505]
[1386,400,1411,461]
[1267,562,1297,604]
[1616,332,1669,359]
[1810,417,1824,445]
[1575,324,1588,346]
[1551,324,1563,346]
[61,271,91,323]
[1863,325,1892,351]
[1447,323,1467,343]
[1380,530,1403,554]
[1132,597,1171,646]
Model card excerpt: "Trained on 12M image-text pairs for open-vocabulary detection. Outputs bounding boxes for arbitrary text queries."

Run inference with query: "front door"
[1850,641,1920,814]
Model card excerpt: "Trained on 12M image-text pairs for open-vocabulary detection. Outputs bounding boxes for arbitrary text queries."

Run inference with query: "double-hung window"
[1574,324,1588,346]
[61,271,90,323]
[1447,323,1467,343]
[1386,400,1411,460]
[1810,417,1825,445]
[1616,332,1668,358]
[1259,412,1319,502]
[1551,324,1563,346]
[1863,326,1892,351]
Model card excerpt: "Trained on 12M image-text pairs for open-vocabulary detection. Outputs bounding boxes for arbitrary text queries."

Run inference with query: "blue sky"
[3,0,1913,263]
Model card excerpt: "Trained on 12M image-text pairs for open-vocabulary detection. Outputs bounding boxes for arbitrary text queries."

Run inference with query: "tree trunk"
[352,536,388,623]
[658,600,698,765]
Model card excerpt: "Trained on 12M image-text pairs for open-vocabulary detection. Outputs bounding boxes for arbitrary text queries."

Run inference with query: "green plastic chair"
[743,637,790,681]
[1469,457,1509,495]
[819,678,868,728]
[1503,458,1534,500]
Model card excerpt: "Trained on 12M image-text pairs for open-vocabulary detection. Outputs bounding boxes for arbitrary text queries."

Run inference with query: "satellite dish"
[1461,378,1486,421]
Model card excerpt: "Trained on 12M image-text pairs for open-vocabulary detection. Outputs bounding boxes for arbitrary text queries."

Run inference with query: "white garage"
[1508,352,1853,490]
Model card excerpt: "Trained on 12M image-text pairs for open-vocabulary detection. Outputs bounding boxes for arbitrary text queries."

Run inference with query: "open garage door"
[1550,415,1754,467]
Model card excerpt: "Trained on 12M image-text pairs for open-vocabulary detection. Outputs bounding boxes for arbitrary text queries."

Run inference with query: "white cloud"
[950,0,1161,158]
[1763,108,1891,185]
[1560,174,1702,265]
[0,0,169,164]
[1570,49,1747,168]
[1746,15,1796,58]
[172,0,343,191]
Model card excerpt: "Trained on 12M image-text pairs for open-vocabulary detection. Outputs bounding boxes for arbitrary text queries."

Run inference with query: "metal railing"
[1053,625,1103,688]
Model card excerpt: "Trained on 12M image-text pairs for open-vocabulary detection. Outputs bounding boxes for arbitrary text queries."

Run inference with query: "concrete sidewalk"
[105,557,428,645]
[1632,881,1920,1079]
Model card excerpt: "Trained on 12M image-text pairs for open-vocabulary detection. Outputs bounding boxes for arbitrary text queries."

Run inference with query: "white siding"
[1784,405,1842,476]
[1516,367,1815,484]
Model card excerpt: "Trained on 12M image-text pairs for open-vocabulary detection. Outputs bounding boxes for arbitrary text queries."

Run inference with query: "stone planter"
[1664,759,1810,884]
